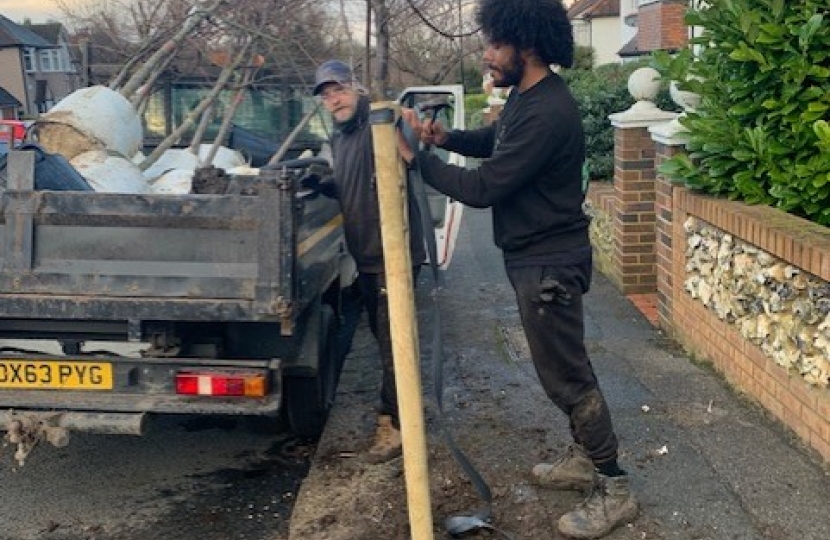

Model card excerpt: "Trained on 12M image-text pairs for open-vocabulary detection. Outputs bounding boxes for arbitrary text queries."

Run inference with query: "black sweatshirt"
[330,95,426,273]
[417,72,589,262]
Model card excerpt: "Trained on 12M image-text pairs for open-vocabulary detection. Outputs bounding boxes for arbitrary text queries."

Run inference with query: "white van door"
[398,85,466,270]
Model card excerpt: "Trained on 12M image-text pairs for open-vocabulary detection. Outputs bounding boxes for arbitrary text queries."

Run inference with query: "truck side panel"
[0,178,334,322]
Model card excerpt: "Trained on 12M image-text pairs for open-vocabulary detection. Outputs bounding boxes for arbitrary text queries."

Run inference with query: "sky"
[1,0,65,23]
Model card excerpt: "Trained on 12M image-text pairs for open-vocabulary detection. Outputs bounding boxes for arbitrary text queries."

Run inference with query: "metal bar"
[0,411,145,436]
[4,151,36,271]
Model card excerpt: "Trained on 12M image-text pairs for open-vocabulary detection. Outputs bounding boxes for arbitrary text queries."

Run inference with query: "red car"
[0,120,27,154]
[0,119,26,140]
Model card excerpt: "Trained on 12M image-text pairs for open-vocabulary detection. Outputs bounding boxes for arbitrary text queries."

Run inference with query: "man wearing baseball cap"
[313,60,426,463]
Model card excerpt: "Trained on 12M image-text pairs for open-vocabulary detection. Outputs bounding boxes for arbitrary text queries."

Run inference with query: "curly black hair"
[476,0,574,68]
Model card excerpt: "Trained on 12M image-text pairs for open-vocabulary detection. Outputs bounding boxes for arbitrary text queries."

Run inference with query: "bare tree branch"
[117,0,226,97]
[139,37,252,171]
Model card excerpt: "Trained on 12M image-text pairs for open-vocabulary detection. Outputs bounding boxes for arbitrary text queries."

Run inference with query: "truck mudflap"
[0,410,145,466]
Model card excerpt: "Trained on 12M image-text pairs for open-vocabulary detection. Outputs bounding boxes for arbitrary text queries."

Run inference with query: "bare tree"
[386,0,482,86]
[117,0,226,97]
[349,0,483,93]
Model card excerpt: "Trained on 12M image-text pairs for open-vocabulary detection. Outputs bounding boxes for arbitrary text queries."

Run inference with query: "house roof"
[0,87,22,108]
[0,14,52,48]
[618,34,646,58]
[25,22,63,45]
[568,0,620,20]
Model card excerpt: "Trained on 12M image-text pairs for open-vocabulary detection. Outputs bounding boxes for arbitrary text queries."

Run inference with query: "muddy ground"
[286,207,830,540]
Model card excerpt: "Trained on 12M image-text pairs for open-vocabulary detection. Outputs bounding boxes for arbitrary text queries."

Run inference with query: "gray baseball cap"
[313,60,354,95]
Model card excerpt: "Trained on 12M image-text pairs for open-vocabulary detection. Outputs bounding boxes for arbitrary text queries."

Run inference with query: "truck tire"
[284,304,338,440]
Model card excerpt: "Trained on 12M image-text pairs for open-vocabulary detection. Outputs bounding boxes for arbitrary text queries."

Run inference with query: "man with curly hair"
[399,0,638,537]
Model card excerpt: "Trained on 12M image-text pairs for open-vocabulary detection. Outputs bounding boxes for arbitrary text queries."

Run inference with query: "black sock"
[596,459,624,477]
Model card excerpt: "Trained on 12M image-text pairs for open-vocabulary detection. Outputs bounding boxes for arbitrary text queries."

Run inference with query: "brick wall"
[654,142,683,332]
[593,60,830,462]
[657,185,830,463]
[610,127,657,294]
[637,1,689,52]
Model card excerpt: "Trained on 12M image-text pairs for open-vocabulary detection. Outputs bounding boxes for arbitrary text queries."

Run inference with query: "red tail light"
[175,371,267,397]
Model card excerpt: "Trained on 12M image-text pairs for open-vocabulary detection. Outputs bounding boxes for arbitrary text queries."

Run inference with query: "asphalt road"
[0,412,310,540]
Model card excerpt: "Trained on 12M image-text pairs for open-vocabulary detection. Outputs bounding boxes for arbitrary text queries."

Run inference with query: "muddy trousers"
[505,263,619,465]
[356,268,420,425]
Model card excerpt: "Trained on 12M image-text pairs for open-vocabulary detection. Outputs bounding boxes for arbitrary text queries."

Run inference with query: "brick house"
[568,0,690,64]
[619,0,689,60]
[0,15,81,118]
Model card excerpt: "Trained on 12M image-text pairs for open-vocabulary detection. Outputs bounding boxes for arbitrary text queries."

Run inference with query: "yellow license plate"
[0,361,113,390]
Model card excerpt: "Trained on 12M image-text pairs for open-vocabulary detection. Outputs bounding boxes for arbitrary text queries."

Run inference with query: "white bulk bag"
[71,150,149,194]
[37,86,143,160]
[147,169,194,195]
[197,144,247,170]
[142,148,201,181]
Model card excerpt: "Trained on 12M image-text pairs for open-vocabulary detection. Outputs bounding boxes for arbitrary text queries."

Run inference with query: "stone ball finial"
[628,67,661,102]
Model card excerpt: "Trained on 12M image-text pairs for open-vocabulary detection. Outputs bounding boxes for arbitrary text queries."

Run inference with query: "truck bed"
[0,163,345,328]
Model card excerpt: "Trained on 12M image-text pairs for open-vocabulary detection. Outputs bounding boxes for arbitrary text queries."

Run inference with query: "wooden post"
[369,102,434,540]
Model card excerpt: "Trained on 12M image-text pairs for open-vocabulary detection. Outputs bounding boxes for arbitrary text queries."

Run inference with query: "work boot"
[366,414,402,464]
[531,443,595,490]
[557,474,639,539]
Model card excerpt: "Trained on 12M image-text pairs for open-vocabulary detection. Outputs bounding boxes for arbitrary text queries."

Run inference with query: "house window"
[572,21,591,47]
[39,49,61,72]
[23,48,35,72]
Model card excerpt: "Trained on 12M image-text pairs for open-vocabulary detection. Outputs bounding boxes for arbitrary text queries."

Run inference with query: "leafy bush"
[573,45,595,70]
[464,93,488,129]
[653,0,830,225]
[562,60,677,181]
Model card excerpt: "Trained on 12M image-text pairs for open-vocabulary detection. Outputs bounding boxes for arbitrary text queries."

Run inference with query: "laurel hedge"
[653,0,830,225]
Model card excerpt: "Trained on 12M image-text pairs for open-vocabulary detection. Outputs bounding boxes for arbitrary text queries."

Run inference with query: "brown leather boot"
[366,414,402,464]
[557,473,639,539]
[532,443,596,491]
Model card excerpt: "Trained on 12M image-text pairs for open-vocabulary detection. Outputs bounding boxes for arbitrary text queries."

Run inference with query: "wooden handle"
[370,101,434,540]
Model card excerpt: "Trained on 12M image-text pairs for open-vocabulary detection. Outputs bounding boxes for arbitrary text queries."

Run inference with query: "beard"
[490,50,524,88]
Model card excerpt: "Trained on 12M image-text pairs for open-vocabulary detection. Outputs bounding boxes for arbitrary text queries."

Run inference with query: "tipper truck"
[0,152,351,461]
[0,84,466,464]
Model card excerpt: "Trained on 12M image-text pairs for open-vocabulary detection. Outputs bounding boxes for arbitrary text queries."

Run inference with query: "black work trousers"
[505,259,619,465]
[354,268,420,424]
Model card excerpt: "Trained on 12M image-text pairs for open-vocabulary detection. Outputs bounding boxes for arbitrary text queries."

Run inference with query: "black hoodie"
[417,73,589,263]
[330,95,426,273]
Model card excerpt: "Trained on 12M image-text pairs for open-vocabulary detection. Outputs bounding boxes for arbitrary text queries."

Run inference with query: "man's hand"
[400,108,449,147]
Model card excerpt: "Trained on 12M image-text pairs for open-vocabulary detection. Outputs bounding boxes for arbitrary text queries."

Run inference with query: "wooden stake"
[369,102,434,540]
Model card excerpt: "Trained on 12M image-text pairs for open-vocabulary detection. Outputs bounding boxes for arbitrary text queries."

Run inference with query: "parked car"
[0,120,28,155]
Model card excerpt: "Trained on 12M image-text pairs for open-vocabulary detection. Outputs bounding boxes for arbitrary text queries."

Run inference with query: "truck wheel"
[284,304,338,440]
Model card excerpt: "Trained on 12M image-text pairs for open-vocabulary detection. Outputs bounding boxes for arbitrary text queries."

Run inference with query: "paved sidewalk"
[289,207,830,540]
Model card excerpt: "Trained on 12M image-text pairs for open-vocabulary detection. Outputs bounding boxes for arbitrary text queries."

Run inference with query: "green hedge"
[562,61,677,181]
[464,93,488,128]
[654,0,830,225]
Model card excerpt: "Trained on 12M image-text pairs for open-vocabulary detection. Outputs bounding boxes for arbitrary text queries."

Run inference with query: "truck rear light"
[175,371,267,397]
